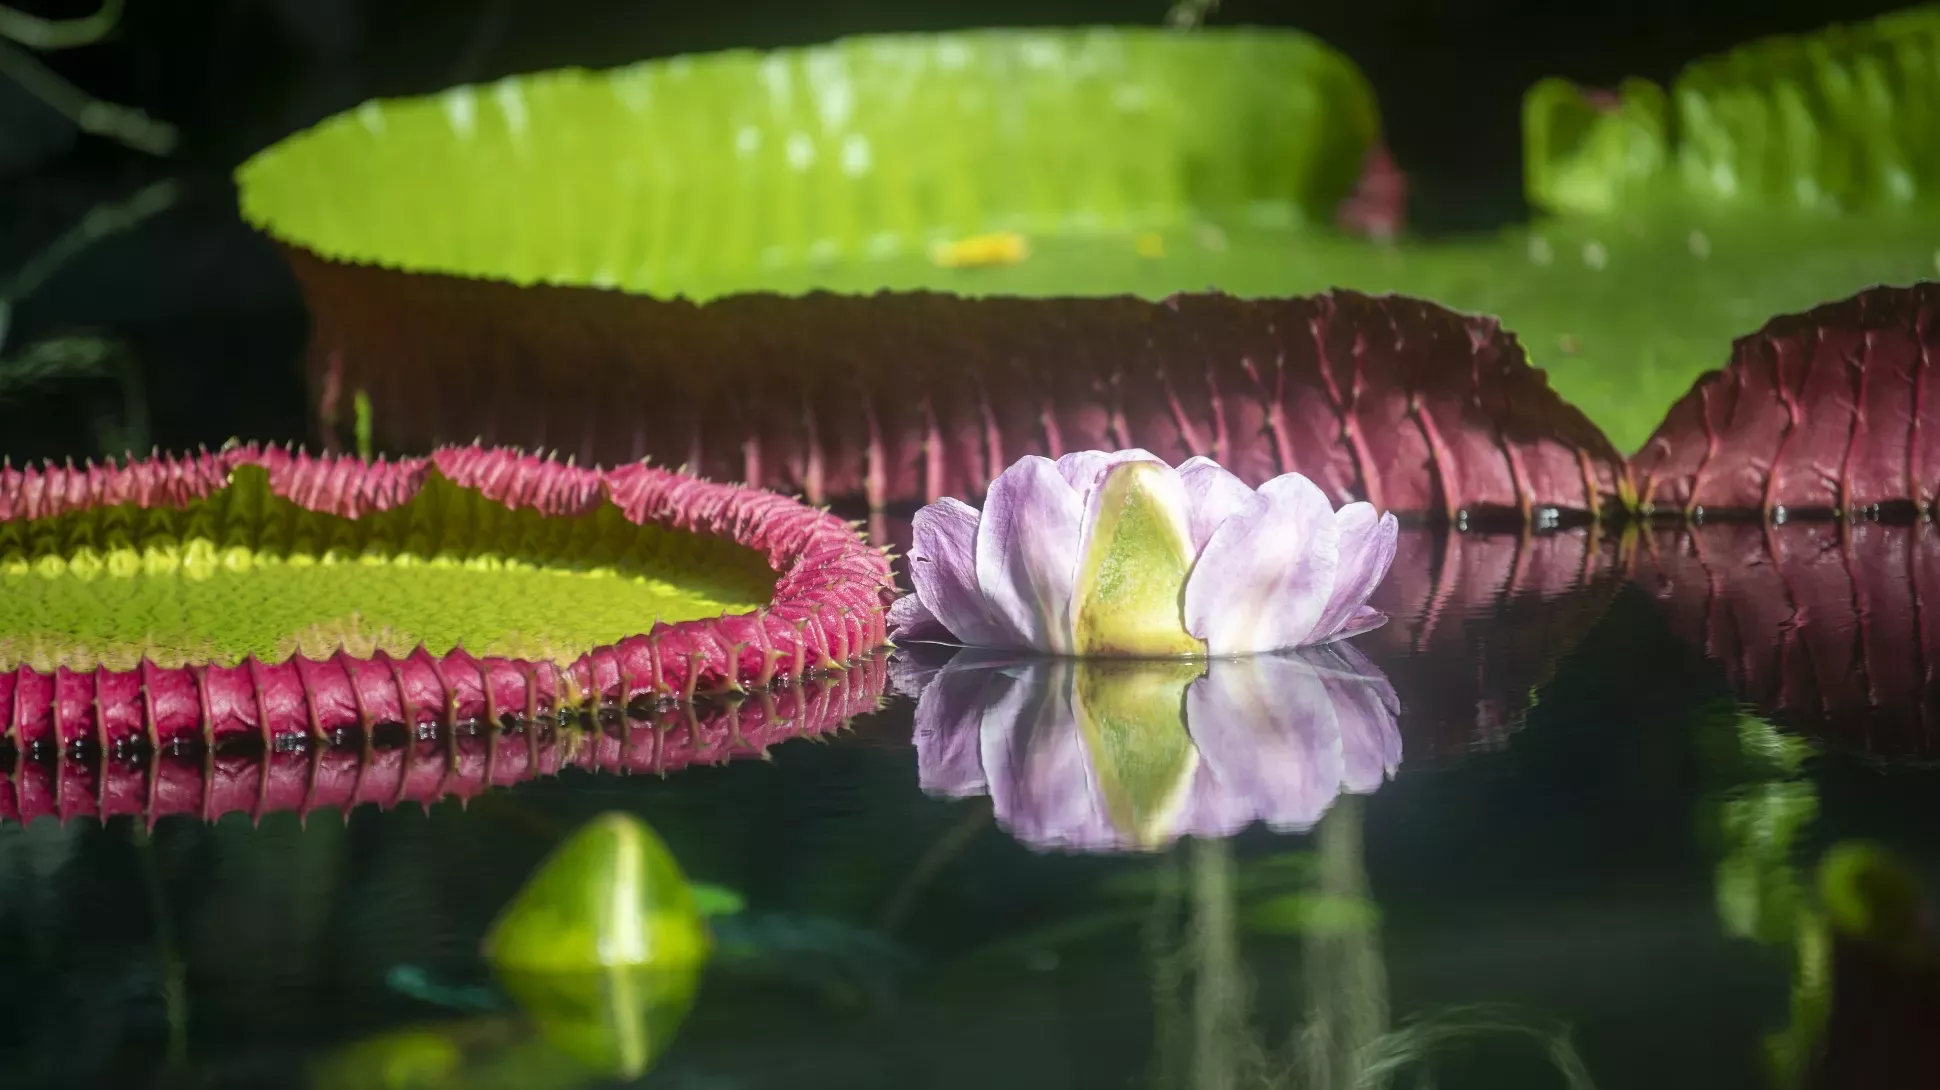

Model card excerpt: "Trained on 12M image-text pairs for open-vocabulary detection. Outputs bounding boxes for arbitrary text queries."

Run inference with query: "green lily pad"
[0,461,774,673]
[238,17,1940,466]
[239,27,1378,292]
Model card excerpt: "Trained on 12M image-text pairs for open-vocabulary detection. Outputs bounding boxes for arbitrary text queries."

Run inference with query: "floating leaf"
[238,22,1937,465]
[301,285,1618,519]
[0,445,895,752]
[238,28,1379,290]
[1630,282,1940,517]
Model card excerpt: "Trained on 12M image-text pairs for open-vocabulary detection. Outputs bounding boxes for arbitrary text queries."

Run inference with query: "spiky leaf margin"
[292,267,1632,521]
[0,444,896,752]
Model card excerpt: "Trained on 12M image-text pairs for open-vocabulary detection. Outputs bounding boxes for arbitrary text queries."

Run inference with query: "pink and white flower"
[889,449,1398,657]
[907,643,1403,853]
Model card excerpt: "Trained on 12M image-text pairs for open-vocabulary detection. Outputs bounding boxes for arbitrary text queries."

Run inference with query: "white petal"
[1304,642,1403,793]
[1183,473,1342,655]
[1310,505,1399,642]
[907,497,1012,646]
[887,593,952,643]
[976,456,1085,653]
[1054,448,1165,493]
[911,659,1015,798]
[1186,654,1345,833]
[979,661,1122,852]
[1319,606,1389,643]
[1177,456,1256,552]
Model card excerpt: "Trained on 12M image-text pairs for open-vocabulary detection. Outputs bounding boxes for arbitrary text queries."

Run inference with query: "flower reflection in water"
[903,642,1401,853]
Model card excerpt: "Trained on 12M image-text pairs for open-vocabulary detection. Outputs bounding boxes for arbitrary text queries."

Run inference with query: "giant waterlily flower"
[888,450,1399,657]
[904,643,1401,853]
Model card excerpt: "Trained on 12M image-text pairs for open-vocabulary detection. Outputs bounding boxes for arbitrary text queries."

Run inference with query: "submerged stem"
[1190,836,1241,1090]
[1303,796,1388,1090]
[133,825,189,1072]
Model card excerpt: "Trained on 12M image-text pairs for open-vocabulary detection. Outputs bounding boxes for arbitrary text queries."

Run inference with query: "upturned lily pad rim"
[0,443,896,753]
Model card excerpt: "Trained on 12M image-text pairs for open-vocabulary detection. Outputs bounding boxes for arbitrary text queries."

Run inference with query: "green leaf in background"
[239,28,1379,292]
[690,882,748,919]
[1527,6,1940,219]
[1242,890,1380,935]
[485,812,711,1079]
[240,14,1940,462]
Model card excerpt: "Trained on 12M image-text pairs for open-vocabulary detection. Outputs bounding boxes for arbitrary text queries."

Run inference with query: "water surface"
[1,524,1937,1090]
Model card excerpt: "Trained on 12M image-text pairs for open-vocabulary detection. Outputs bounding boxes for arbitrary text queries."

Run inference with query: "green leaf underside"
[237,26,1940,458]
[1072,462,1200,657]
[0,466,775,672]
[1073,660,1203,849]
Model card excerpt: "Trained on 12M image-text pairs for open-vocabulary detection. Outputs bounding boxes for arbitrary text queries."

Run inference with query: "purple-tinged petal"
[887,642,951,700]
[1310,505,1399,642]
[1183,473,1342,655]
[1175,761,1258,843]
[1302,642,1403,793]
[1185,653,1345,833]
[980,661,1123,852]
[976,456,1085,653]
[1321,606,1389,643]
[888,593,953,644]
[1054,449,1165,493]
[906,497,1012,647]
[1177,456,1256,552]
[911,657,1019,798]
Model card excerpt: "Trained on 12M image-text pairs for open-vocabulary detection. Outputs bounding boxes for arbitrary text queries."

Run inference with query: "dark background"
[0,0,1918,462]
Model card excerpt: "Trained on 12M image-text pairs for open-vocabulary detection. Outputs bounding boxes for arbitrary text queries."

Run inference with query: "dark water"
[6,5,1940,1088]
[2,529,1937,1090]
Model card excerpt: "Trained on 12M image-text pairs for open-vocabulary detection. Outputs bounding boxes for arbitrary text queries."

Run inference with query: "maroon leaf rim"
[1629,281,1940,519]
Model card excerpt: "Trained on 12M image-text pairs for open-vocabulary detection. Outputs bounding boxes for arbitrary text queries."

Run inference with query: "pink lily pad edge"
[0,442,898,753]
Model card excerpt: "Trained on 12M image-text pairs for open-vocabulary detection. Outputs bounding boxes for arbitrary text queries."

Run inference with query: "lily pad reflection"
[903,645,1401,853]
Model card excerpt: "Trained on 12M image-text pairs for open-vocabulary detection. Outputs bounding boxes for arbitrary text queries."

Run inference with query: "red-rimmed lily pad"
[238,18,1940,473]
[0,652,887,827]
[0,444,895,753]
[282,266,1632,521]
[1630,282,1940,517]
